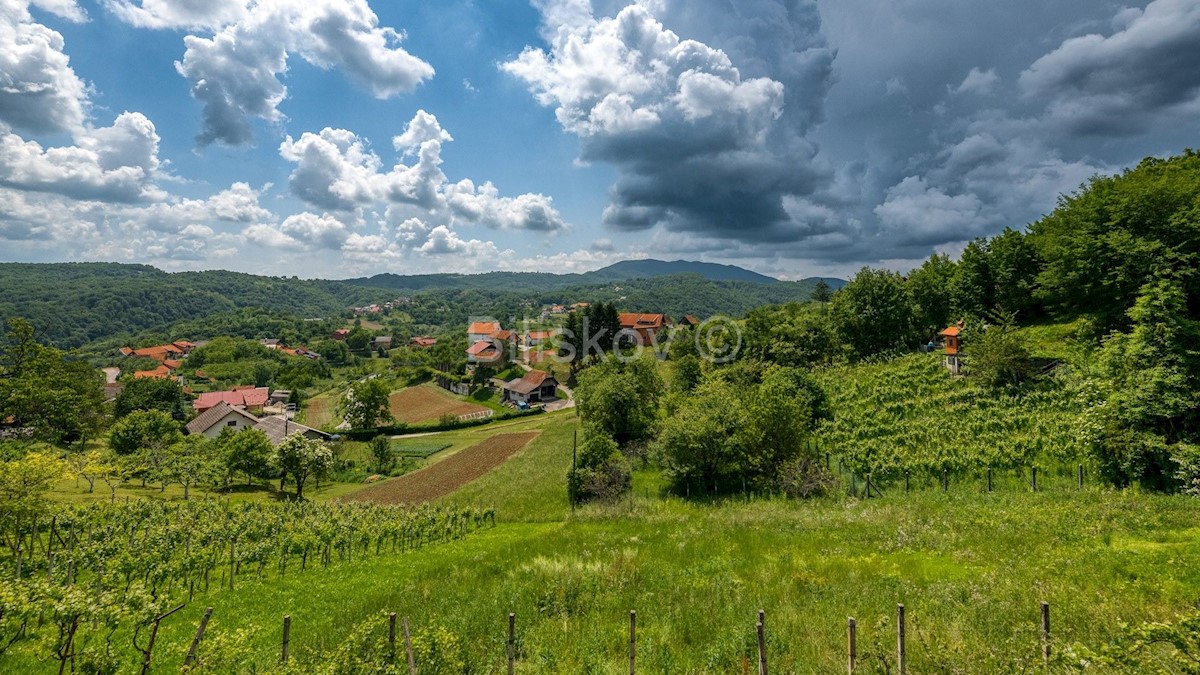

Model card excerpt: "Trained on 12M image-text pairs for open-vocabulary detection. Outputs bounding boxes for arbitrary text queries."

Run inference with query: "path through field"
[348,431,539,504]
[389,384,488,424]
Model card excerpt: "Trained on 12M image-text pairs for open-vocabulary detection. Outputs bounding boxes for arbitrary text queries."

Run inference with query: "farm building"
[467,321,502,343]
[410,336,437,348]
[501,370,558,404]
[524,330,556,347]
[466,340,503,365]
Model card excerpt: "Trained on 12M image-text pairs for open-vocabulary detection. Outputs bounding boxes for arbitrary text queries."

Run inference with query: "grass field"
[348,431,538,504]
[300,391,339,428]
[389,384,489,424]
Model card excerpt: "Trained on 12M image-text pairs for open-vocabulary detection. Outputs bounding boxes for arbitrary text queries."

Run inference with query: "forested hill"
[0,260,842,349]
[0,263,382,348]
[342,258,837,291]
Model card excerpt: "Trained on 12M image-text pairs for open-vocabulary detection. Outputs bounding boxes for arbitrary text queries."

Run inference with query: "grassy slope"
[17,346,1200,672]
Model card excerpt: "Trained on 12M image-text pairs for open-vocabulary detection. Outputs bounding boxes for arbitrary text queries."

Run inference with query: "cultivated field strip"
[350,432,540,503]
[389,385,489,424]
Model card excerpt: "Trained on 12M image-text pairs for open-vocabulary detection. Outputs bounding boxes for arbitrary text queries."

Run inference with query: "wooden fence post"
[904,471,910,494]
[139,603,184,675]
[629,610,637,675]
[1032,466,1038,492]
[183,607,213,667]
[847,617,856,674]
[281,615,291,664]
[403,617,415,675]
[507,612,515,675]
[897,604,906,675]
[756,610,768,675]
[1077,464,1083,490]
[389,612,397,661]
[1041,601,1050,664]
[987,468,992,493]
[942,468,948,491]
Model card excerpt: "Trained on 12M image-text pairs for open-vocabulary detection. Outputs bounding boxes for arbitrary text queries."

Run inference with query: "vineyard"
[814,354,1093,480]
[0,499,493,672]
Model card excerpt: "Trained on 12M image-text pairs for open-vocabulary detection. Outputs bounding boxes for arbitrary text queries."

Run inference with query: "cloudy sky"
[1,0,1198,280]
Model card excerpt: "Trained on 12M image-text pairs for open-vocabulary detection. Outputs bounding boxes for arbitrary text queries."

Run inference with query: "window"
[227,420,237,427]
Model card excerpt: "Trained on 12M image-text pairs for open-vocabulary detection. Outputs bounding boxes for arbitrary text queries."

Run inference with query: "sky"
[1,0,1199,280]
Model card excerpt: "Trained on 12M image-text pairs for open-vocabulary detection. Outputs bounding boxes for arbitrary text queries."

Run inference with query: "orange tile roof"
[134,365,173,379]
[468,321,501,335]
[193,387,271,412]
[618,313,666,329]
[466,340,498,356]
[939,326,961,337]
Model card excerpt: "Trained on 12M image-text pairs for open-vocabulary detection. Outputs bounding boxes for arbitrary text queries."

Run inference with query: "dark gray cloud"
[505,0,836,244]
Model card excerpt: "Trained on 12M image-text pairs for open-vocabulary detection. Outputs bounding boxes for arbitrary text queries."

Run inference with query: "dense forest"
[0,264,386,348]
[0,261,834,349]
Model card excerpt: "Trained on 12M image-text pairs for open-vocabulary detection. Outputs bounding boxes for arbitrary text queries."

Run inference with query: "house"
[331,328,350,341]
[467,321,502,343]
[193,386,271,413]
[501,370,559,404]
[569,302,590,312]
[939,321,964,375]
[466,340,503,365]
[410,336,437,348]
[524,330,556,347]
[185,401,262,438]
[549,304,566,314]
[677,315,700,329]
[618,313,669,346]
[253,416,329,446]
[269,390,292,405]
[261,338,281,350]
[372,336,394,350]
[133,365,174,380]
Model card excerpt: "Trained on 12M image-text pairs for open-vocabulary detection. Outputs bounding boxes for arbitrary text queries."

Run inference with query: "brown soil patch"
[348,432,539,504]
[389,385,488,424]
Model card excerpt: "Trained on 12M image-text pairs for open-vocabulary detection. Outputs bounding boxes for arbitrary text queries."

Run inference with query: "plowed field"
[389,385,488,424]
[348,431,539,504]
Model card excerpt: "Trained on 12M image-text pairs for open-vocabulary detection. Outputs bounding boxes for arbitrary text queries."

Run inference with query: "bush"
[774,457,838,498]
[568,432,632,504]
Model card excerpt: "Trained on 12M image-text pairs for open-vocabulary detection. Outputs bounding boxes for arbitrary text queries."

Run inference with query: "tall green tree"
[906,253,957,336]
[219,427,273,485]
[107,409,182,489]
[987,227,1042,316]
[0,318,105,446]
[743,302,837,367]
[341,378,393,429]
[574,356,663,446]
[1090,279,1199,488]
[113,377,188,420]
[952,239,992,318]
[829,268,919,359]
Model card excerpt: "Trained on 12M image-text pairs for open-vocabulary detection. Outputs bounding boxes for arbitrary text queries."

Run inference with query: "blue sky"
[2,0,1199,280]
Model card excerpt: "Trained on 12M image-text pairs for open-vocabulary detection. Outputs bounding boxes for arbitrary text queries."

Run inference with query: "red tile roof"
[491,329,515,341]
[193,387,271,412]
[618,313,666,329]
[466,340,498,356]
[468,321,501,335]
[134,365,173,379]
[526,330,556,340]
[939,326,961,337]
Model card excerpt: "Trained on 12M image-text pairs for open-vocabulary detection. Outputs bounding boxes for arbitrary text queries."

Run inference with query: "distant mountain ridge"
[343,258,844,291]
[0,260,846,348]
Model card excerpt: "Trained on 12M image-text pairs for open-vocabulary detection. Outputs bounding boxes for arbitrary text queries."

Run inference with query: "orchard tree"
[964,313,1033,388]
[107,409,182,489]
[165,435,222,499]
[218,427,273,485]
[342,378,393,429]
[276,433,333,500]
[0,452,68,567]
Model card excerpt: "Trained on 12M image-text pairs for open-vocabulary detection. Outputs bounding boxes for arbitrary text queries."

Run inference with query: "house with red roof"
[501,370,559,405]
[618,313,669,346]
[193,387,271,413]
